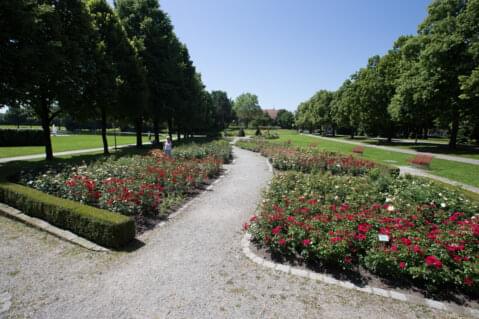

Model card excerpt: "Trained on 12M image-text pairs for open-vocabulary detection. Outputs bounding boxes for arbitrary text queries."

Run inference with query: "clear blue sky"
[116,0,432,111]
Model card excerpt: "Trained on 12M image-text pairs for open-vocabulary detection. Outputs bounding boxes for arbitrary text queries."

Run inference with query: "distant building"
[263,108,279,121]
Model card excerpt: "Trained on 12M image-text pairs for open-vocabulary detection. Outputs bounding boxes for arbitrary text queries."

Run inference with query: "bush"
[255,128,262,136]
[245,171,479,294]
[237,128,245,137]
[0,182,135,248]
[0,129,44,146]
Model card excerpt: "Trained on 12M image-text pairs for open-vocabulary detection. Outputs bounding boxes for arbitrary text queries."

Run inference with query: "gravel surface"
[0,147,470,318]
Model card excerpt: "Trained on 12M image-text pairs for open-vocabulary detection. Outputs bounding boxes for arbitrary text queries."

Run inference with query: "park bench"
[409,154,433,167]
[352,146,364,155]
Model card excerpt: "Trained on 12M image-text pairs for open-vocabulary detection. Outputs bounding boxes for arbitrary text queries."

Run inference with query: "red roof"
[263,109,279,120]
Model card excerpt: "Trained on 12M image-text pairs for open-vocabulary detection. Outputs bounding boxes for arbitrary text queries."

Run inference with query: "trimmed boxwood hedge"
[0,181,135,248]
[0,129,44,146]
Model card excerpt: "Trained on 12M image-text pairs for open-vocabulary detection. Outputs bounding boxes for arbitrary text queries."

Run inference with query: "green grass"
[0,134,141,158]
[329,135,479,160]
[274,130,479,188]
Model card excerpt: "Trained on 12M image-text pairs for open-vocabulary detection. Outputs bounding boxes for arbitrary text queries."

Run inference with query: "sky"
[150,0,431,111]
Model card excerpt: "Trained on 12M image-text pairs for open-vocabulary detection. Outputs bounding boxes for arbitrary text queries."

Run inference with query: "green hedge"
[0,129,44,146]
[0,182,135,248]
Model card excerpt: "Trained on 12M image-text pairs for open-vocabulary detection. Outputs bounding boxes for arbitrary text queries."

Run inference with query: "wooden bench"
[352,146,364,155]
[409,154,433,167]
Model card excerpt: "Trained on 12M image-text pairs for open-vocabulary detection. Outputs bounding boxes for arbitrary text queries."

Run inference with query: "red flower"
[278,238,287,246]
[344,256,352,264]
[307,199,318,205]
[287,216,295,223]
[400,237,412,246]
[354,233,366,241]
[472,224,479,237]
[357,223,371,233]
[243,223,249,231]
[302,239,312,246]
[379,227,391,236]
[330,237,342,244]
[464,277,474,287]
[425,255,442,269]
[272,226,282,235]
[249,215,257,222]
[399,261,406,270]
[413,244,422,254]
[445,244,465,252]
[391,245,398,252]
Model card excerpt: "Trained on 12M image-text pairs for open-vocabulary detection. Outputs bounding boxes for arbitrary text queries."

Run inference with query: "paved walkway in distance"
[0,144,139,163]
[0,147,465,318]
[399,166,479,194]
[306,134,479,165]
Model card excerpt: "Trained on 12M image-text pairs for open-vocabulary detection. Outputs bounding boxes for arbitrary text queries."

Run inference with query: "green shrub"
[0,129,44,146]
[0,182,135,248]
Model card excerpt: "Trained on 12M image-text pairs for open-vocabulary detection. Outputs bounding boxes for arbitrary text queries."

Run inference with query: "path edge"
[241,233,479,318]
[0,203,109,252]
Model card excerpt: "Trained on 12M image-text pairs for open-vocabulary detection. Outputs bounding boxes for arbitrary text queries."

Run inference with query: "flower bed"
[236,139,398,176]
[245,171,479,295]
[19,141,231,221]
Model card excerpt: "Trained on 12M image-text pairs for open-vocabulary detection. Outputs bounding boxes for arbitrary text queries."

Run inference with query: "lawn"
[329,135,479,160]
[269,130,479,188]
[0,134,141,158]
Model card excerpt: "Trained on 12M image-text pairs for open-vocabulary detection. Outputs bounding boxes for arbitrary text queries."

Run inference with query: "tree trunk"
[449,110,459,149]
[167,117,173,140]
[40,99,53,161]
[350,128,355,139]
[100,108,109,155]
[153,119,160,144]
[135,116,143,148]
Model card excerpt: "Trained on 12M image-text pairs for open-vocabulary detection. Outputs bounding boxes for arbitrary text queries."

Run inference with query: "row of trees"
[1,0,234,159]
[296,0,479,148]
[232,93,295,129]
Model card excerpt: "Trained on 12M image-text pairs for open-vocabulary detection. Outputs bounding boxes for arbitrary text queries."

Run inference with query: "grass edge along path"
[273,131,479,188]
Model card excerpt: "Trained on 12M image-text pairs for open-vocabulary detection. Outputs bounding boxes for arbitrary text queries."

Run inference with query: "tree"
[1,0,97,160]
[416,0,476,148]
[86,0,145,154]
[276,109,294,129]
[233,93,262,128]
[211,90,233,130]
[331,77,362,138]
[116,0,171,148]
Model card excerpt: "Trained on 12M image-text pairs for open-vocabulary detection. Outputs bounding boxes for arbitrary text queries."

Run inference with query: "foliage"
[0,129,43,146]
[276,109,294,129]
[233,93,263,128]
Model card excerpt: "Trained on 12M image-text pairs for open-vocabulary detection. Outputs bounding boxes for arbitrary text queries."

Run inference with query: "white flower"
[387,205,395,212]
[385,198,392,203]
[441,203,446,208]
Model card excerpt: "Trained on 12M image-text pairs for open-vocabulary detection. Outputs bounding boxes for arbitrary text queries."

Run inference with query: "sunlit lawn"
[271,130,479,188]
[0,134,140,158]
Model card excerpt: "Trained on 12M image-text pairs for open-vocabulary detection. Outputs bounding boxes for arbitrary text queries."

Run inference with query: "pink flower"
[278,238,287,246]
[302,239,312,246]
[391,245,398,252]
[249,215,257,222]
[272,226,282,235]
[399,261,406,270]
[330,237,342,244]
[413,244,422,254]
[287,216,295,223]
[354,233,366,241]
[425,255,442,269]
[400,238,412,246]
[243,223,249,230]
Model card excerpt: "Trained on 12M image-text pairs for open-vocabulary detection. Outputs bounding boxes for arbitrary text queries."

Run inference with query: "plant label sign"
[378,234,390,242]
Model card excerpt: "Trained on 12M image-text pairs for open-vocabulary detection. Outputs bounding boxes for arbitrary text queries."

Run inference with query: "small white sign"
[378,234,390,242]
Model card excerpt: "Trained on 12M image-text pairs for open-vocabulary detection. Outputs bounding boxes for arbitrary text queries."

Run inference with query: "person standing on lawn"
[164,137,173,157]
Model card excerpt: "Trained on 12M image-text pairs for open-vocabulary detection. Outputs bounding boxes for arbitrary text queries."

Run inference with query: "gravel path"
[306,134,479,165]
[0,147,467,319]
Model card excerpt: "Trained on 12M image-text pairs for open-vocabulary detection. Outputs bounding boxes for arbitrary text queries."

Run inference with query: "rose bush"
[236,139,397,176]
[19,141,230,218]
[246,171,479,294]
